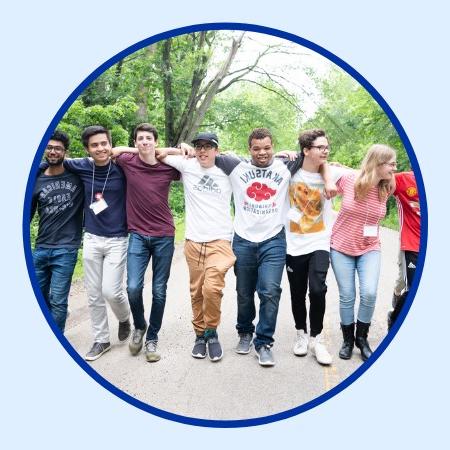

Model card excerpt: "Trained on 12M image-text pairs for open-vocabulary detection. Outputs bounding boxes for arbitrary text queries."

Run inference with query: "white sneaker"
[310,333,332,365]
[293,330,309,356]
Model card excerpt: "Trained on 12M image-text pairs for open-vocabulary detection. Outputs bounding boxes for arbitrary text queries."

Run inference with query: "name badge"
[363,225,378,237]
[287,208,303,223]
[89,198,108,215]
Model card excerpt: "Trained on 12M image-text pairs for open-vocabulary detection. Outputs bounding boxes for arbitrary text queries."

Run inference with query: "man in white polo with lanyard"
[61,126,131,361]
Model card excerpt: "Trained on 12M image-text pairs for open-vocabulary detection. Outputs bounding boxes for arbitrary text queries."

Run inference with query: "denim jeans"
[330,249,381,325]
[32,247,78,332]
[232,229,286,349]
[127,232,174,341]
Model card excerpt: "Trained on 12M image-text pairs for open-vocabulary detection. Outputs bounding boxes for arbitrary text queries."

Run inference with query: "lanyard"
[90,160,111,204]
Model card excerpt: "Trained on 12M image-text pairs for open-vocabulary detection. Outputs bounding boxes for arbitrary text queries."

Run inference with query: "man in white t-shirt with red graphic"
[215,128,305,366]
[159,132,236,362]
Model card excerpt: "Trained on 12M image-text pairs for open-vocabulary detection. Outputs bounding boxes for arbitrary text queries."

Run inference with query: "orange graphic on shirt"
[406,186,417,197]
[289,182,325,234]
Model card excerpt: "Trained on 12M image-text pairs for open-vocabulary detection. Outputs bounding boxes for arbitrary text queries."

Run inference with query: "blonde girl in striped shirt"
[330,144,396,361]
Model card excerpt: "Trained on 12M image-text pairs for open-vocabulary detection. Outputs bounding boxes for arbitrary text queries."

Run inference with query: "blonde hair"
[354,144,396,201]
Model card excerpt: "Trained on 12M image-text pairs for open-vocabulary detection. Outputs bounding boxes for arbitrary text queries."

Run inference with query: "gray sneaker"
[191,335,207,359]
[118,319,131,341]
[256,345,275,366]
[129,326,147,356]
[145,340,161,362]
[235,333,253,354]
[85,342,111,361]
[207,336,223,362]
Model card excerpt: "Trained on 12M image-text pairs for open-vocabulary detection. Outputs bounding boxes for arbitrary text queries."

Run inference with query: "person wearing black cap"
[158,132,235,362]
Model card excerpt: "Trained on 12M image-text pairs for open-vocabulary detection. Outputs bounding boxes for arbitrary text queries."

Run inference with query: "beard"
[45,155,64,166]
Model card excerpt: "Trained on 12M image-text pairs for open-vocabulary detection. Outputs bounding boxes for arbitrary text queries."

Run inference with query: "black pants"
[286,250,330,337]
[391,250,418,324]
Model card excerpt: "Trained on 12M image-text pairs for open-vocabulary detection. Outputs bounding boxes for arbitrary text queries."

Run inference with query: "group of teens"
[31,123,420,367]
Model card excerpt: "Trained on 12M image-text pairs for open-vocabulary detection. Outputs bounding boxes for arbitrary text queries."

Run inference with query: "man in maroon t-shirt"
[115,123,180,362]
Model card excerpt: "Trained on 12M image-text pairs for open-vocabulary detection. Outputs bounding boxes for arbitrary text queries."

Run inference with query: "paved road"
[65,227,399,421]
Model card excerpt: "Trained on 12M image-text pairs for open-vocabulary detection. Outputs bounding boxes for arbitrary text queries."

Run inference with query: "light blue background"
[2,0,448,446]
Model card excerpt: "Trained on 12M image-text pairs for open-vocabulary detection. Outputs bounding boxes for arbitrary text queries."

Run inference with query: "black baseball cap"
[191,132,219,147]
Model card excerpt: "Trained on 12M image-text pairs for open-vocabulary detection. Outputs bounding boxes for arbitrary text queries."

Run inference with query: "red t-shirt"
[116,153,180,236]
[331,173,387,256]
[394,172,420,252]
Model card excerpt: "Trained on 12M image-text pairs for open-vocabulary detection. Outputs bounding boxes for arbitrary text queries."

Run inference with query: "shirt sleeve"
[336,173,347,195]
[164,155,185,173]
[284,153,304,175]
[63,158,88,173]
[215,154,242,175]
[331,165,352,183]
[394,172,404,195]
[115,152,135,167]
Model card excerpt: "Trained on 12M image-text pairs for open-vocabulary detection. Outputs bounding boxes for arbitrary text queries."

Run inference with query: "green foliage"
[204,82,299,154]
[60,98,138,156]
[169,182,185,221]
[49,32,406,241]
[303,69,409,172]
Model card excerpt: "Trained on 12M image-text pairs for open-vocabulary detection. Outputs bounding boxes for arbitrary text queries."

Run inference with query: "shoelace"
[145,340,157,351]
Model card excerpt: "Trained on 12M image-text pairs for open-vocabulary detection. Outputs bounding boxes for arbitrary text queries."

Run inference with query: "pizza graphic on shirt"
[289,182,325,234]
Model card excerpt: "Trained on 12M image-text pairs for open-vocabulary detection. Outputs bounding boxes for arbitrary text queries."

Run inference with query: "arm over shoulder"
[215,153,242,176]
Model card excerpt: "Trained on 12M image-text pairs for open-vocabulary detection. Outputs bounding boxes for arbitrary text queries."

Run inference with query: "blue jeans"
[330,249,381,325]
[32,247,78,332]
[127,232,174,341]
[232,229,286,349]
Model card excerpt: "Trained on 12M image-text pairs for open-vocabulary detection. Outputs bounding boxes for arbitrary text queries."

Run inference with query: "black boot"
[355,320,373,361]
[388,293,406,331]
[339,323,355,360]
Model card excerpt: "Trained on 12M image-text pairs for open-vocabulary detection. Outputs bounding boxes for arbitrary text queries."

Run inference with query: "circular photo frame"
[23,22,427,428]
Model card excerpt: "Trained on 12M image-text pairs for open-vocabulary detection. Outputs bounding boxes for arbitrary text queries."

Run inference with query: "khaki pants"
[184,239,236,335]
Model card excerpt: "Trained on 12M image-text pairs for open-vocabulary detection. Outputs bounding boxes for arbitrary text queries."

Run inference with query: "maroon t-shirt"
[116,153,180,236]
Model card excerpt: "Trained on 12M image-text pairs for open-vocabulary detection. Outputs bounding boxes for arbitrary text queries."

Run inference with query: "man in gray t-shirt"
[31,130,84,332]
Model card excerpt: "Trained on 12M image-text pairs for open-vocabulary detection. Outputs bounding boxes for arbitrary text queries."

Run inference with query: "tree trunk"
[136,45,156,122]
[162,39,176,145]
[176,33,244,145]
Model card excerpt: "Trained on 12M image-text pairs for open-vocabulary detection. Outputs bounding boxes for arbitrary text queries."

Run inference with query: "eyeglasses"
[194,143,215,151]
[382,162,397,168]
[310,145,330,152]
[46,144,65,152]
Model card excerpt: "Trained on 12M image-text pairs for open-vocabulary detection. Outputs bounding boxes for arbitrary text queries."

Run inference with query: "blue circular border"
[23,22,428,428]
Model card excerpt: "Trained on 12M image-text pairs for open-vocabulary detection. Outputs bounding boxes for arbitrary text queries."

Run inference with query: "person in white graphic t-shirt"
[286,128,348,366]
[158,132,236,362]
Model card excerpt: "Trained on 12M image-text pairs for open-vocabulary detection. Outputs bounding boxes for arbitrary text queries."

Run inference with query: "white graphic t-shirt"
[164,156,233,242]
[286,166,348,255]
[216,154,296,243]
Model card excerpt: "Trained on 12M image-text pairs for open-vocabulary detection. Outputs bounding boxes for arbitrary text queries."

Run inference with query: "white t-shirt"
[286,166,348,255]
[164,156,233,242]
[216,155,293,243]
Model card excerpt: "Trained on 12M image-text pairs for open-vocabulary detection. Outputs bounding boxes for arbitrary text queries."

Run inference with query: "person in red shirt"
[388,171,420,329]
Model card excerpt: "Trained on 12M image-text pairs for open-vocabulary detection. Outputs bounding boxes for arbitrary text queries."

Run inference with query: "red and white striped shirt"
[331,173,387,256]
